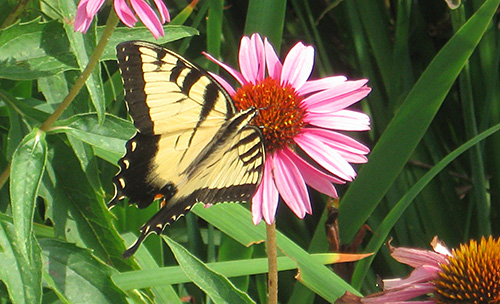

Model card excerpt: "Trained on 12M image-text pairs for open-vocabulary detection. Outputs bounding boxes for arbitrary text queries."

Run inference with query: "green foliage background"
[0,0,499,303]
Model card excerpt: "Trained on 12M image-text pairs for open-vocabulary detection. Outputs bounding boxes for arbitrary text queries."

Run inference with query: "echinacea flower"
[204,33,371,225]
[336,236,500,304]
[74,0,170,39]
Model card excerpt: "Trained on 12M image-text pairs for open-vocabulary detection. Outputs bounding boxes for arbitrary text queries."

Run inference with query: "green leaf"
[0,220,42,304]
[0,18,197,80]
[10,128,47,253]
[119,232,182,304]
[42,137,136,272]
[49,113,135,160]
[2,128,47,304]
[67,136,105,196]
[338,0,500,242]
[163,236,256,304]
[245,0,286,48]
[113,251,360,289]
[0,19,77,80]
[39,239,127,304]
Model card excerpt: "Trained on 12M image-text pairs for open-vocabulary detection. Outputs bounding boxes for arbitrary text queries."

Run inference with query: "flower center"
[433,236,500,304]
[233,77,306,152]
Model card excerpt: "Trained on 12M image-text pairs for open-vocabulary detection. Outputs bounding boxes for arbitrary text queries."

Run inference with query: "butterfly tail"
[122,196,195,258]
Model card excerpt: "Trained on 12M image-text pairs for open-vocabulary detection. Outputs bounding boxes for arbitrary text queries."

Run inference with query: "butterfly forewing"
[117,41,235,135]
[112,41,265,258]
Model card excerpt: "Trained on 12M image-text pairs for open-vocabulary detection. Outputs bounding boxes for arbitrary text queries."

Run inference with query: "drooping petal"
[203,52,247,86]
[74,0,93,33]
[252,156,279,225]
[130,0,164,39]
[294,132,356,181]
[390,247,448,268]
[273,150,311,217]
[383,265,441,290]
[305,110,371,131]
[297,76,347,96]
[301,128,369,163]
[239,34,265,83]
[114,0,137,27]
[207,71,236,96]
[280,42,315,89]
[152,0,170,23]
[264,37,282,80]
[302,81,370,113]
[283,147,342,198]
[362,283,435,303]
[85,0,106,16]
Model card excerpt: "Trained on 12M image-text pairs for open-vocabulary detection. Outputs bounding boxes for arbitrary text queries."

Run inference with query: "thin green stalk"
[40,11,119,131]
[451,6,491,237]
[266,222,278,304]
[0,10,119,190]
[206,0,223,72]
[0,0,31,29]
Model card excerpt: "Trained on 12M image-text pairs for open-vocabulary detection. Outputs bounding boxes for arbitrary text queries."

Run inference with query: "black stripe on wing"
[110,132,176,209]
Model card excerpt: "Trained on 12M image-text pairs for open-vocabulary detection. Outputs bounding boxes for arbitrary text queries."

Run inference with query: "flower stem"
[266,222,278,304]
[40,10,119,131]
[0,10,119,190]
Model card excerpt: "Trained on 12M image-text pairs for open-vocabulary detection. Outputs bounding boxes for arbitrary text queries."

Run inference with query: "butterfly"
[110,41,265,258]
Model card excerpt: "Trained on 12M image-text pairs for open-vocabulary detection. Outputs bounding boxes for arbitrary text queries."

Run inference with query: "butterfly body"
[111,41,264,258]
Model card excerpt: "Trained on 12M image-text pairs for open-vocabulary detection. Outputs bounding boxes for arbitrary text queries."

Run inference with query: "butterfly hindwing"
[112,41,265,258]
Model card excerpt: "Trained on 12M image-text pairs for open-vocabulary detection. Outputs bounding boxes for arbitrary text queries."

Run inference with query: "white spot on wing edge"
[118,178,126,188]
[130,141,137,152]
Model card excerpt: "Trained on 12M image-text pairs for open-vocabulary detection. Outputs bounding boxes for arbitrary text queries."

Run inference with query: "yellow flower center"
[233,77,306,152]
[433,236,500,304]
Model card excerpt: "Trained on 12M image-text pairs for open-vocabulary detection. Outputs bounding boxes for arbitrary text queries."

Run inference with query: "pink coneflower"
[74,0,170,39]
[204,34,371,225]
[336,236,500,304]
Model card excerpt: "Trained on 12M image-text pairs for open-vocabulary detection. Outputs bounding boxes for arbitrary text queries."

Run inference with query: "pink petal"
[130,0,164,39]
[383,265,440,290]
[74,0,93,33]
[305,110,371,131]
[203,52,248,86]
[281,42,315,89]
[301,128,369,163]
[297,76,347,96]
[364,283,435,303]
[283,147,342,198]
[294,132,356,181]
[114,0,137,27]
[252,157,279,225]
[85,0,106,16]
[273,150,311,217]
[208,71,236,96]
[264,37,282,80]
[390,247,448,268]
[302,81,370,113]
[238,34,265,83]
[152,0,170,23]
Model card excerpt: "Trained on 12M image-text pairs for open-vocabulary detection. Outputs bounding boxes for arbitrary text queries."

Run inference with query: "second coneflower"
[204,33,371,225]
[336,236,500,304]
